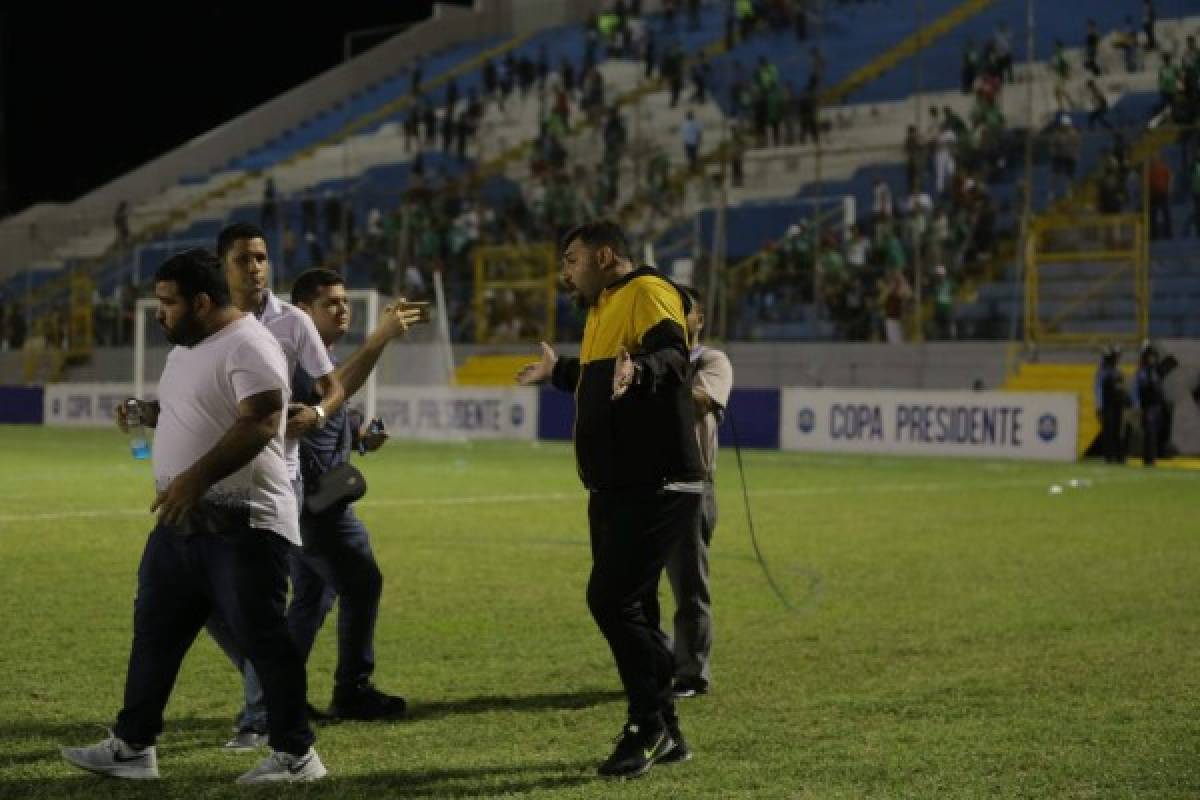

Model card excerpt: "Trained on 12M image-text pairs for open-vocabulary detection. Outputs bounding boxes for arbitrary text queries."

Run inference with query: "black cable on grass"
[727,409,824,615]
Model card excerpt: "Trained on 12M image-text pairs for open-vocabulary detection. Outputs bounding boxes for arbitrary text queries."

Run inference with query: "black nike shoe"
[671,678,709,699]
[329,682,408,721]
[658,720,693,764]
[596,719,673,779]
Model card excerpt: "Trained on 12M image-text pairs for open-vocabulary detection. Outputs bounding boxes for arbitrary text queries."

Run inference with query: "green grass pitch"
[0,425,1197,798]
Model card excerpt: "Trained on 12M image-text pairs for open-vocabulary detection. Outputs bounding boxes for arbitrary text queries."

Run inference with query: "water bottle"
[125,399,151,460]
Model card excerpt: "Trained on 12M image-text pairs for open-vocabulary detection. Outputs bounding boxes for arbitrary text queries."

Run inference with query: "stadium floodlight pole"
[632,90,642,190]
[23,265,32,331]
[709,116,729,339]
[133,299,147,401]
[341,22,414,270]
[691,208,702,269]
[912,0,924,342]
[0,28,5,216]
[1009,0,1035,351]
[707,165,723,335]
[811,0,825,334]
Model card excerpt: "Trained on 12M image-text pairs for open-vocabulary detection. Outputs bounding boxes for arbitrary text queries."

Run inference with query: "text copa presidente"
[828,403,1029,446]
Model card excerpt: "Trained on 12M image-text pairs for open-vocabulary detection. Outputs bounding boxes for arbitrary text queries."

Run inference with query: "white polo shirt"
[256,289,335,480]
[691,345,734,481]
[153,315,299,545]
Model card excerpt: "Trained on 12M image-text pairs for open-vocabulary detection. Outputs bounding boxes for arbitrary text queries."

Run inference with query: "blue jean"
[116,522,313,756]
[288,505,383,692]
[210,503,383,726]
[207,480,304,733]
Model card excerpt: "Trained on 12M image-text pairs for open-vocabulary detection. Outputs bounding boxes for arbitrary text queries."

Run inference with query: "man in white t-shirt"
[206,223,345,749]
[666,286,733,701]
[61,249,327,784]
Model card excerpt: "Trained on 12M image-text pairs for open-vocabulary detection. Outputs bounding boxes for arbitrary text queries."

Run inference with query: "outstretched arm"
[337,302,426,398]
[517,341,580,392]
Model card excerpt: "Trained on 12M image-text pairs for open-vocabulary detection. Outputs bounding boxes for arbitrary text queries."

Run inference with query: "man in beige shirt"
[667,287,733,698]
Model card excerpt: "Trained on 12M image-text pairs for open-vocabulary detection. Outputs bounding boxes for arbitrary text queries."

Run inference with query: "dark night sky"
[0,3,473,215]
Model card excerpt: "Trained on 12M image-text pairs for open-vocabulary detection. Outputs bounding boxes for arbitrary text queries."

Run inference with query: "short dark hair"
[154,248,231,307]
[561,220,631,261]
[682,286,703,307]
[291,268,345,306]
[216,222,266,260]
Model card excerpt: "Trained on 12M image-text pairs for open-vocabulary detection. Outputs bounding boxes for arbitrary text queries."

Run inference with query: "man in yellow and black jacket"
[519,221,703,779]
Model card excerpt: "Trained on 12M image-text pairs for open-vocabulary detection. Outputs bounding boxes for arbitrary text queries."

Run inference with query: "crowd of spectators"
[731,34,1008,343]
[732,11,1200,342]
[731,172,993,343]
[36,1,1200,357]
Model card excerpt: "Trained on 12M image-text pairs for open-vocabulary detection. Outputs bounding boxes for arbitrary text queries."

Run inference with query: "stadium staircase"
[453,354,534,386]
[957,86,1200,342]
[1002,360,1141,457]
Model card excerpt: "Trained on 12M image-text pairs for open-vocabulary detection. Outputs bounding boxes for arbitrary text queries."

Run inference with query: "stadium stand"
[1,0,1199,387]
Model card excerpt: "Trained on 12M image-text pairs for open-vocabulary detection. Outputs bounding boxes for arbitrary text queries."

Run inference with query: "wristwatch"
[312,405,327,426]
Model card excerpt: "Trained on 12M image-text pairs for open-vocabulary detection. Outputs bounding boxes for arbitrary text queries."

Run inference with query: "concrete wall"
[9,340,1199,391]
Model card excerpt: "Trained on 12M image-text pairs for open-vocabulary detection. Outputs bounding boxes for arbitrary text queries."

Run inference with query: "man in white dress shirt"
[206,223,345,749]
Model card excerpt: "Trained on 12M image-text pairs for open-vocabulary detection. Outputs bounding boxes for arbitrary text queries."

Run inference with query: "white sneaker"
[236,747,327,784]
[224,730,269,751]
[61,733,159,780]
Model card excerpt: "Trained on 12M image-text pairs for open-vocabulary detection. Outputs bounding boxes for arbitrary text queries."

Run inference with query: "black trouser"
[587,488,701,725]
[115,523,313,756]
[288,505,383,692]
[1142,405,1163,466]
[1102,406,1125,463]
[665,485,716,687]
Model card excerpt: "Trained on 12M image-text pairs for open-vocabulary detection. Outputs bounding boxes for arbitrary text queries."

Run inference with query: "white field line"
[0,470,1192,525]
